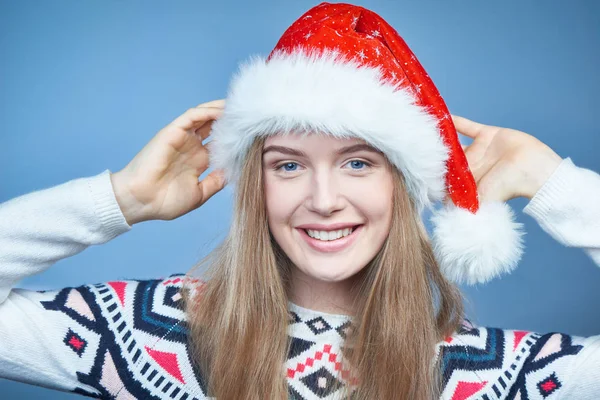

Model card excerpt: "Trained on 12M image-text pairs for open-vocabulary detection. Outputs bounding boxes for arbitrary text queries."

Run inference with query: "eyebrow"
[336,143,382,156]
[262,143,381,157]
[262,145,307,157]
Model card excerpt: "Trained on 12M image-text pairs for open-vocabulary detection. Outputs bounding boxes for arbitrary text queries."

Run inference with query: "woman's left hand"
[452,115,563,203]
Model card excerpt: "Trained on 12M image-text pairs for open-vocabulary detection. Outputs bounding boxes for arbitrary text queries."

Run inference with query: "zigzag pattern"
[40,276,586,399]
[42,275,206,399]
[507,333,584,399]
[438,324,542,400]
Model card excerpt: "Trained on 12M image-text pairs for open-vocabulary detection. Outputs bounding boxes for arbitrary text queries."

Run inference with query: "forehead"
[263,133,370,150]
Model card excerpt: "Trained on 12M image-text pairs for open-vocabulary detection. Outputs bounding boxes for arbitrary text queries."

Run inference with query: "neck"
[288,267,365,316]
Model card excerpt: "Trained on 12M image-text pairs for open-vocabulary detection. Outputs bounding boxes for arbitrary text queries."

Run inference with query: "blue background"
[1,0,598,398]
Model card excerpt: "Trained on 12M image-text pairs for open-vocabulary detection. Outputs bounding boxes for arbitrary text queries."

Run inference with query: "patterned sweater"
[0,157,599,399]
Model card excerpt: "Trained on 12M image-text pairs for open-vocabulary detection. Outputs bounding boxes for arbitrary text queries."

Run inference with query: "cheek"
[264,176,302,228]
[264,178,282,227]
[346,175,394,226]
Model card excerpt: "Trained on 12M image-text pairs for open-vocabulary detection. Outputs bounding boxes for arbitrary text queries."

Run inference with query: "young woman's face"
[263,134,394,283]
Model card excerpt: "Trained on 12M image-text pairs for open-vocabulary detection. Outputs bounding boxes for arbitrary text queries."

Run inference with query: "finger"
[196,99,225,109]
[172,107,224,131]
[190,145,210,172]
[197,169,226,205]
[452,115,487,139]
[194,118,217,142]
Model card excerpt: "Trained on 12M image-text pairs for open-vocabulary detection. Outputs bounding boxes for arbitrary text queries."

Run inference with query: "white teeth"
[306,228,354,241]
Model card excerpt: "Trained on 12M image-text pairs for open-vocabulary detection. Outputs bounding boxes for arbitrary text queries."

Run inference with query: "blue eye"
[280,162,298,172]
[348,160,366,169]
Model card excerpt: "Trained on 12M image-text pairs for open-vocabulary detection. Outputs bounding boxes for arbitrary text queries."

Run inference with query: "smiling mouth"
[297,225,363,253]
[302,225,361,241]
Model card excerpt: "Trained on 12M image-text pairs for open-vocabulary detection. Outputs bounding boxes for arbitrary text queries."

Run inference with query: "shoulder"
[40,273,194,325]
[438,319,587,399]
[38,273,208,398]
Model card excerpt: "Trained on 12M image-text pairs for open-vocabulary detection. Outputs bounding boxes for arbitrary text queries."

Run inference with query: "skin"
[110,100,227,226]
[110,101,563,312]
[453,116,563,203]
[262,134,394,313]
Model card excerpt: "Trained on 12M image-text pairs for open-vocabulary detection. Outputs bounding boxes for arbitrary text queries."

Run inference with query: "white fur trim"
[209,49,448,211]
[430,202,525,285]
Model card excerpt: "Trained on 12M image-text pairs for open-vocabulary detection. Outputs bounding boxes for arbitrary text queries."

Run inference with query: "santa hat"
[209,2,524,285]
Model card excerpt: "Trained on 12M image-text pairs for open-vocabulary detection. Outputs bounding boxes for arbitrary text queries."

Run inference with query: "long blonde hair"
[185,136,464,399]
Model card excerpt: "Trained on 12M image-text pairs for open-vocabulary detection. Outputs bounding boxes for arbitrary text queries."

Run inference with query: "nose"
[306,169,344,216]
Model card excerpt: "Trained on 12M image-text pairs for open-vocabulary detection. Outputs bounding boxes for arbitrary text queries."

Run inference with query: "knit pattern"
[36,273,586,399]
[2,159,599,398]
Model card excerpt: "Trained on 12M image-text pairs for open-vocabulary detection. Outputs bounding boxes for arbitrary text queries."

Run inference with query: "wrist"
[522,147,563,200]
[110,171,150,225]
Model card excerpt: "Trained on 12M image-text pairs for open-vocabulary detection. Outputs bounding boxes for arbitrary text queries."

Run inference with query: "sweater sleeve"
[440,322,599,399]
[520,158,600,398]
[558,335,600,399]
[0,170,132,395]
[509,331,599,399]
[0,169,132,303]
[0,172,208,398]
[523,157,600,267]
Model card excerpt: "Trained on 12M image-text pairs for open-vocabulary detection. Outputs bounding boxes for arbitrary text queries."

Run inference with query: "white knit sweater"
[0,157,599,399]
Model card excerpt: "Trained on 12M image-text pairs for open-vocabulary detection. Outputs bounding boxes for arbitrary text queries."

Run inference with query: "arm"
[0,171,206,397]
[0,170,131,394]
[0,274,206,398]
[506,329,600,399]
[440,322,600,399]
[0,102,225,396]
[449,117,600,396]
[0,100,226,302]
[523,157,600,266]
[452,115,600,267]
[560,335,600,399]
[0,170,132,304]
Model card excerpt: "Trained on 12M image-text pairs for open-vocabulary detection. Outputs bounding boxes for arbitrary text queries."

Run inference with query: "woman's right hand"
[110,99,226,225]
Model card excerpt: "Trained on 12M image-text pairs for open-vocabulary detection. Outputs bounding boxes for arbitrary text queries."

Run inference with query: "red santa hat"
[209,2,524,285]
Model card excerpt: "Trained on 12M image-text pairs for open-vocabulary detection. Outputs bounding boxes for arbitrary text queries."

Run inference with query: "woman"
[1,3,599,400]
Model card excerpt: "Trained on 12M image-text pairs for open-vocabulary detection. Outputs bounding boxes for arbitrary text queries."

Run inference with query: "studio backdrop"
[1,0,598,398]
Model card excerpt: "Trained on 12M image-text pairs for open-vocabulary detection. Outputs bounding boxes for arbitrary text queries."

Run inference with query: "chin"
[301,260,364,283]
[310,271,351,283]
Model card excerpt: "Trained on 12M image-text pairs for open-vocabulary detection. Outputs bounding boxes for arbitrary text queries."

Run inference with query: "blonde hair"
[185,136,464,399]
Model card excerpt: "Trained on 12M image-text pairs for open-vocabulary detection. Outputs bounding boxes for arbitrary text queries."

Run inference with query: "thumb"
[452,115,486,139]
[196,169,226,207]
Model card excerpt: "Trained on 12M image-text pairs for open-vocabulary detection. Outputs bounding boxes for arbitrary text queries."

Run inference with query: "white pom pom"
[430,202,525,285]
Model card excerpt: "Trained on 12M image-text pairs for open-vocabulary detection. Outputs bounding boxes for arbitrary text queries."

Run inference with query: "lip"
[296,222,361,231]
[297,225,363,253]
